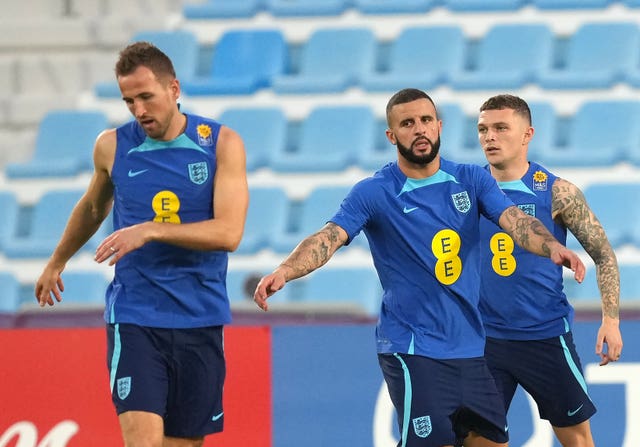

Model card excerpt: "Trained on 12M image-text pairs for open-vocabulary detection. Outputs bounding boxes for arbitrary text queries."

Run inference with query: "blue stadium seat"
[218,107,287,172]
[0,191,19,253]
[537,101,640,167]
[438,103,483,165]
[236,187,289,254]
[270,105,376,172]
[532,0,613,8]
[581,183,640,248]
[299,268,382,316]
[226,268,290,303]
[0,271,21,315]
[271,185,353,253]
[620,264,640,300]
[623,0,640,6]
[94,29,199,98]
[183,0,263,18]
[361,26,465,92]
[5,110,108,178]
[443,0,525,11]
[182,29,287,95]
[2,189,106,258]
[563,267,599,301]
[450,24,554,90]
[272,28,376,94]
[354,0,435,14]
[265,0,348,16]
[526,101,558,161]
[59,271,109,305]
[539,22,640,90]
[357,118,395,171]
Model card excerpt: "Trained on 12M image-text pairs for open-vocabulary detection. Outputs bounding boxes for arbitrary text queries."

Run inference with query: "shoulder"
[94,128,117,169]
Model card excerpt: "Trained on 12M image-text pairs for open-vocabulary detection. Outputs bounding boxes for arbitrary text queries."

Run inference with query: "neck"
[161,112,187,141]
[397,155,440,179]
[490,160,530,182]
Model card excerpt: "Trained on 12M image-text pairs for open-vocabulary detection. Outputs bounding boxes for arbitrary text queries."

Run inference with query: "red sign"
[0,327,271,447]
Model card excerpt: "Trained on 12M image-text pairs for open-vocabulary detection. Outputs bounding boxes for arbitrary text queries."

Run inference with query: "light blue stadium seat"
[59,271,109,305]
[357,118,395,171]
[94,29,199,98]
[581,183,640,248]
[438,103,483,165]
[272,28,376,94]
[299,268,382,316]
[450,24,553,90]
[182,29,287,95]
[226,268,290,304]
[2,189,106,258]
[526,101,558,161]
[270,105,376,172]
[623,0,640,6]
[236,187,289,254]
[443,0,525,11]
[0,191,19,253]
[354,0,435,14]
[361,26,465,92]
[183,0,263,18]
[539,22,640,90]
[265,0,348,16]
[563,267,599,301]
[271,185,353,253]
[532,0,612,8]
[0,271,21,315]
[537,101,640,167]
[5,110,108,178]
[620,264,640,300]
[218,107,287,172]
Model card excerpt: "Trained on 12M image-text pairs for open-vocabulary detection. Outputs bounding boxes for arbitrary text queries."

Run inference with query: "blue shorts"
[106,323,225,437]
[484,333,596,427]
[378,353,508,446]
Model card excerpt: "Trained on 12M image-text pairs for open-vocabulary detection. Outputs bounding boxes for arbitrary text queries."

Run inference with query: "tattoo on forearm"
[504,206,555,256]
[279,224,344,280]
[553,181,620,319]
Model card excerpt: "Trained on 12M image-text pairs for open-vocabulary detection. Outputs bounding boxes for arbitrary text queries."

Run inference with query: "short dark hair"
[386,88,438,125]
[479,94,531,126]
[115,41,176,82]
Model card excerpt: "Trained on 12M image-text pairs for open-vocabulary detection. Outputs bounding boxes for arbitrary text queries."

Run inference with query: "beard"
[397,134,441,166]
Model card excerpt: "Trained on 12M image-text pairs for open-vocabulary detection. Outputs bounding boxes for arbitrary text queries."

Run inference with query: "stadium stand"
[272,27,377,94]
[2,0,640,321]
[5,109,108,178]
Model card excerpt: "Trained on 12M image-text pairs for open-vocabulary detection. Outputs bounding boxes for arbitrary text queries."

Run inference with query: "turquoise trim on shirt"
[559,334,589,395]
[497,179,536,196]
[109,324,122,393]
[408,333,415,355]
[398,170,459,196]
[127,134,206,154]
[394,353,412,447]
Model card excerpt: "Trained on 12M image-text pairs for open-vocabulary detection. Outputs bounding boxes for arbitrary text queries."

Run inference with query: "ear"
[170,78,181,100]
[523,126,534,145]
[385,129,396,145]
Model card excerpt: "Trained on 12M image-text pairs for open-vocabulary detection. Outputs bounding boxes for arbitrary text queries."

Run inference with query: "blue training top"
[479,162,573,340]
[104,113,232,328]
[330,158,513,359]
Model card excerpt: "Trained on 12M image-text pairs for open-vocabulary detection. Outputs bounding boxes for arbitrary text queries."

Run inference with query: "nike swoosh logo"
[567,404,583,416]
[212,411,224,421]
[128,169,149,177]
[403,206,418,214]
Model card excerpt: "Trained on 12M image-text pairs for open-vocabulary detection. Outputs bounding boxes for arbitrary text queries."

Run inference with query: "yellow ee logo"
[152,190,181,223]
[490,232,516,276]
[432,229,462,285]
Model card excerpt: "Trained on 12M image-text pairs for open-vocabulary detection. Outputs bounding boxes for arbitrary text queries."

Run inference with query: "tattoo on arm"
[502,206,555,257]
[279,223,347,281]
[553,179,620,319]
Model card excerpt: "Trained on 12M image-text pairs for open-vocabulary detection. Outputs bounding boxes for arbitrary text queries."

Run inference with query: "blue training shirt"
[330,158,513,359]
[479,162,573,340]
[104,113,232,328]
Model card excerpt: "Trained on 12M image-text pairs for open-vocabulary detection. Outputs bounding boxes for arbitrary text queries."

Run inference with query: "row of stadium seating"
[183,0,640,18]
[1,182,639,261]
[6,98,640,181]
[93,23,640,97]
